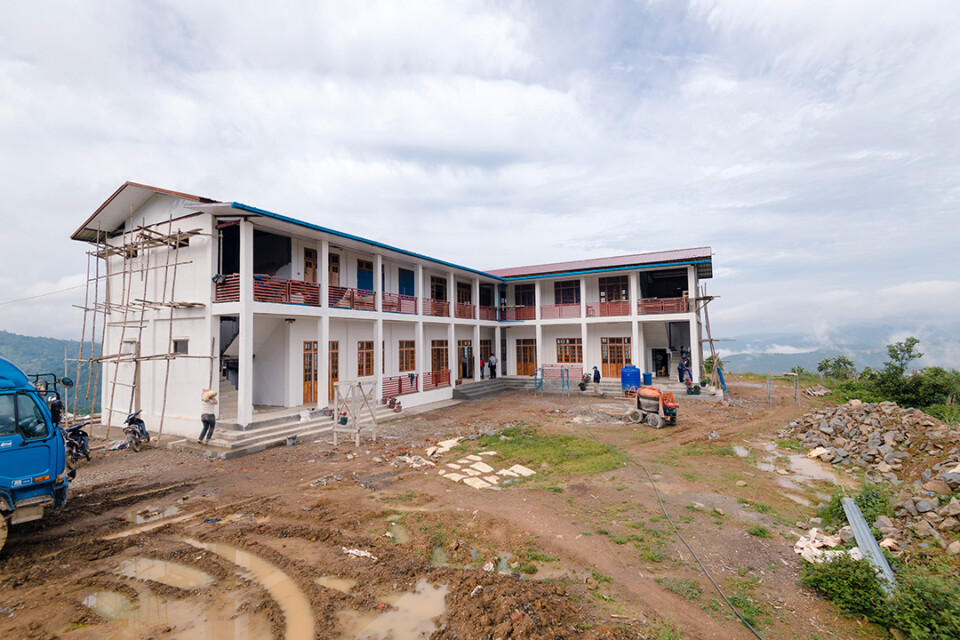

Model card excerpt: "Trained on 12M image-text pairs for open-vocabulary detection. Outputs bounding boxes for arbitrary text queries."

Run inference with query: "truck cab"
[0,357,69,552]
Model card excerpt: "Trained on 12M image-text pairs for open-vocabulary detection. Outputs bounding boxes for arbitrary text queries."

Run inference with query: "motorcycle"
[65,421,91,466]
[123,410,150,452]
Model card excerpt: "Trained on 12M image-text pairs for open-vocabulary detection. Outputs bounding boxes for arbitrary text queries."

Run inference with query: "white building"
[71,182,713,439]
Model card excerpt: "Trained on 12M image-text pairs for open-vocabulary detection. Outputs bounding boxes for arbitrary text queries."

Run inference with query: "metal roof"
[488,247,714,280]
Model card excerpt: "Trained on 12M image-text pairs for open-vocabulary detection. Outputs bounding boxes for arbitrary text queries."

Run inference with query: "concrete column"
[579,277,586,319]
[629,271,639,317]
[320,239,329,308]
[535,323,543,369]
[473,323,481,381]
[317,316,327,409]
[416,264,424,316]
[494,324,502,377]
[534,280,542,320]
[417,320,424,392]
[580,321,588,374]
[238,220,254,426]
[374,254,383,312]
[375,318,383,401]
[689,318,701,384]
[635,322,647,374]
[472,277,479,320]
[448,272,455,319]
[631,320,640,367]
[285,320,297,408]
[447,323,456,382]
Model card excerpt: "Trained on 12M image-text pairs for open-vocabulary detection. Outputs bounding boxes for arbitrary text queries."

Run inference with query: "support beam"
[319,239,328,308]
[473,322,481,381]
[237,220,254,426]
[317,316,327,409]
[417,320,424,392]
[375,318,383,401]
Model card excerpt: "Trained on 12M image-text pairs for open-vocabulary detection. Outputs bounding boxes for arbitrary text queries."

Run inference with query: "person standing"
[479,357,485,379]
[592,366,601,396]
[198,389,218,444]
[682,352,692,384]
[488,353,498,379]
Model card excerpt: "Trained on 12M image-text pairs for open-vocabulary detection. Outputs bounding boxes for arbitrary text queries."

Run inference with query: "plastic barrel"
[620,365,641,390]
[642,372,653,386]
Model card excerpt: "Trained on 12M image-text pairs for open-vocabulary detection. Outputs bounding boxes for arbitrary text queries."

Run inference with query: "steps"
[217,375,238,421]
[169,403,402,460]
[452,376,714,401]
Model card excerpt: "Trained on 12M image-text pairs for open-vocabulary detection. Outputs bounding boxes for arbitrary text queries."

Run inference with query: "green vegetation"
[591,568,612,583]
[820,483,893,528]
[817,355,857,380]
[655,577,702,599]
[477,425,624,476]
[646,620,688,640]
[0,330,101,412]
[746,525,772,538]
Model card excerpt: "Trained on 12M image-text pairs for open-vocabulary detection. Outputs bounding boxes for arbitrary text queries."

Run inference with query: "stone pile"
[782,399,960,555]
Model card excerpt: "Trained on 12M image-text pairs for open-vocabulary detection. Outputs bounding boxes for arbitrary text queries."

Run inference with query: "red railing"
[329,286,376,311]
[478,306,498,321]
[638,296,689,315]
[423,298,449,317]
[455,302,475,319]
[383,292,417,314]
[215,274,240,302]
[251,274,321,306]
[423,369,450,390]
[540,304,581,319]
[586,300,630,317]
[382,373,419,398]
[502,306,536,321]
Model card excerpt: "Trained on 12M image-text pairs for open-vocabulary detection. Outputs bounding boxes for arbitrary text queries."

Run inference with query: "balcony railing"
[214,274,240,302]
[638,296,689,315]
[586,300,630,317]
[502,306,536,321]
[540,303,581,319]
[329,286,375,311]
[422,298,449,317]
[455,302,475,319]
[478,305,497,321]
[383,292,417,314]
[423,369,450,390]
[382,373,419,398]
[253,274,321,305]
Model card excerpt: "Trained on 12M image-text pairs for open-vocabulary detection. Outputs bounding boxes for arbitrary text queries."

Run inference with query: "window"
[16,394,48,440]
[121,340,138,355]
[357,341,374,377]
[556,338,583,364]
[430,276,447,301]
[554,280,580,305]
[456,282,472,304]
[399,341,416,372]
[431,340,449,371]
[514,284,535,306]
[173,339,189,354]
[599,275,629,302]
[0,395,16,437]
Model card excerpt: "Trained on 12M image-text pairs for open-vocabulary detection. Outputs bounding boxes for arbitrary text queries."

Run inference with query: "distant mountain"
[0,330,100,412]
[719,323,960,374]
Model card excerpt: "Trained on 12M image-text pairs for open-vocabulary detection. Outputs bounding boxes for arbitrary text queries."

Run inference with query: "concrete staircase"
[169,402,402,460]
[452,376,712,401]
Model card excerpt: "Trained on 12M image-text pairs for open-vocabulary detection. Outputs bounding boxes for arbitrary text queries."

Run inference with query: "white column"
[535,323,543,369]
[472,277,479,315]
[317,316,327,409]
[689,318,701,384]
[416,264,424,316]
[447,323,456,382]
[494,324,502,378]
[473,323,481,381]
[374,254,383,312]
[375,318,383,401]
[534,280,542,320]
[417,320,425,392]
[319,239,329,308]
[629,271,639,317]
[448,272,455,319]
[636,322,647,374]
[238,220,254,426]
[579,277,587,319]
[631,320,640,367]
[285,319,297,407]
[580,321,588,375]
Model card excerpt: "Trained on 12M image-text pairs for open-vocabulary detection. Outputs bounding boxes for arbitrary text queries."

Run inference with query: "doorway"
[457,339,473,380]
[328,254,340,287]
[516,339,537,376]
[329,341,339,400]
[652,348,669,378]
[303,341,318,403]
[304,249,317,283]
[601,337,631,379]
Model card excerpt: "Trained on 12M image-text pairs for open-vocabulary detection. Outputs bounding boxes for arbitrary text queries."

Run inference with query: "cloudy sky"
[1,1,958,364]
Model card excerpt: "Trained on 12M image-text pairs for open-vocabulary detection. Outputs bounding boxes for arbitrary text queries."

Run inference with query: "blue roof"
[0,357,30,390]
[231,202,506,282]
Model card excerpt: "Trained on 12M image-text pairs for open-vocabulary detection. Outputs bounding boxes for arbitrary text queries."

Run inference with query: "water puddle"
[497,552,515,574]
[732,445,750,457]
[386,518,411,544]
[82,588,273,639]
[317,575,358,594]
[123,505,181,524]
[183,538,314,640]
[104,512,199,540]
[429,546,449,567]
[756,444,838,485]
[116,558,214,590]
[337,579,448,639]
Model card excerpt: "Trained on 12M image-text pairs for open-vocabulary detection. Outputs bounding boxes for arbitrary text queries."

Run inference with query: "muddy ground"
[0,382,891,640]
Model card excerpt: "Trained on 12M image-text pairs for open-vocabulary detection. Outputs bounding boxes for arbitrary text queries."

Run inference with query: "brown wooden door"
[601,337,631,379]
[516,339,537,376]
[328,254,340,287]
[303,341,318,403]
[328,341,339,400]
[304,248,317,283]
[457,339,473,380]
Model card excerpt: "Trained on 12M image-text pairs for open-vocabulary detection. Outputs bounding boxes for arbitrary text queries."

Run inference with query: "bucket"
[339,416,348,425]
[286,434,297,447]
[642,372,653,386]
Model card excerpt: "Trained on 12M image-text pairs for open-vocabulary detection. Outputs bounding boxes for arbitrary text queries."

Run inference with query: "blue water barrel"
[620,365,641,390]
[642,372,653,387]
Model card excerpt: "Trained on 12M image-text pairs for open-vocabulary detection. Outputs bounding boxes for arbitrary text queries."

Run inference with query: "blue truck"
[0,357,71,552]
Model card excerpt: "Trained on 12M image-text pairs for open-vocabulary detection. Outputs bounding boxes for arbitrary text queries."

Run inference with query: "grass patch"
[774,438,804,451]
[747,526,772,538]
[591,569,612,584]
[655,577,702,599]
[381,489,418,503]
[728,594,765,628]
[478,426,624,476]
[646,620,688,640]
[638,547,665,563]
[546,485,564,493]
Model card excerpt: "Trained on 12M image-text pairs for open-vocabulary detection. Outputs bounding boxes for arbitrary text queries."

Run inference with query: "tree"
[817,355,857,379]
[883,337,922,378]
[790,365,809,375]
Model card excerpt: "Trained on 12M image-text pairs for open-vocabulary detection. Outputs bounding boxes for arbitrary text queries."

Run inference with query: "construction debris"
[794,528,863,563]
[341,547,378,562]
[802,385,831,397]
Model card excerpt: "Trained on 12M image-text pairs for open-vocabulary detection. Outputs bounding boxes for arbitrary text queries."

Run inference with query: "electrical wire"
[581,424,767,640]
[0,284,85,306]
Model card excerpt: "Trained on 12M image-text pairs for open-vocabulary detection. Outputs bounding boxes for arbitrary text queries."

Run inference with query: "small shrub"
[747,526,771,538]
[799,555,890,624]
[728,594,765,628]
[655,577,702,600]
[591,569,612,583]
[889,572,960,639]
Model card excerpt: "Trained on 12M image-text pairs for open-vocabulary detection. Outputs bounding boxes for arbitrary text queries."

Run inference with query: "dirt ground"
[0,382,886,640]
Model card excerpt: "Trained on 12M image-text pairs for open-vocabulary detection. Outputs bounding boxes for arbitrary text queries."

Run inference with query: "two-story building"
[71,182,712,439]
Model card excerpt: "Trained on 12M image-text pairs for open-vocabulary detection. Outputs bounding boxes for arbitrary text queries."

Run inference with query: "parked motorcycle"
[65,421,91,466]
[123,410,150,452]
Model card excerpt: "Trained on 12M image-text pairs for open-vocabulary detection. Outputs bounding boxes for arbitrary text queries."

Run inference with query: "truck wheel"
[646,413,664,429]
[0,516,7,553]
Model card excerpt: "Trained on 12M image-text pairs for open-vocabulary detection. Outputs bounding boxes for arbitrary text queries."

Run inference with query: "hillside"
[0,330,100,411]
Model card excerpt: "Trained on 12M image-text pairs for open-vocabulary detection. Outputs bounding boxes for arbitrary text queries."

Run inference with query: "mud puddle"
[116,558,214,589]
[338,578,448,639]
[757,442,838,485]
[316,575,358,593]
[386,516,411,543]
[122,505,181,524]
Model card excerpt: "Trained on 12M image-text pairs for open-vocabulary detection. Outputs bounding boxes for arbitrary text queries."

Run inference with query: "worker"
[592,366,601,396]
[488,354,498,379]
[198,389,218,444]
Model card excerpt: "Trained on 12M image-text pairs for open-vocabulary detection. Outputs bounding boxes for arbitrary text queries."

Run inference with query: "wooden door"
[303,341,317,403]
[601,337,631,379]
[516,339,537,376]
[304,249,317,283]
[328,254,340,287]
[457,339,473,380]
[328,341,339,401]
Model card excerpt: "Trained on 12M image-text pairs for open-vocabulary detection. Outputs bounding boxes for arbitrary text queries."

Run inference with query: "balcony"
[214,274,240,302]
[214,274,323,306]
[422,298,449,317]
[478,305,497,321]
[586,300,630,317]
[455,302,475,319]
[423,369,450,390]
[502,306,536,321]
[382,373,419,398]
[638,296,689,315]
[540,303,581,319]
[329,286,375,311]
[383,292,417,314]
